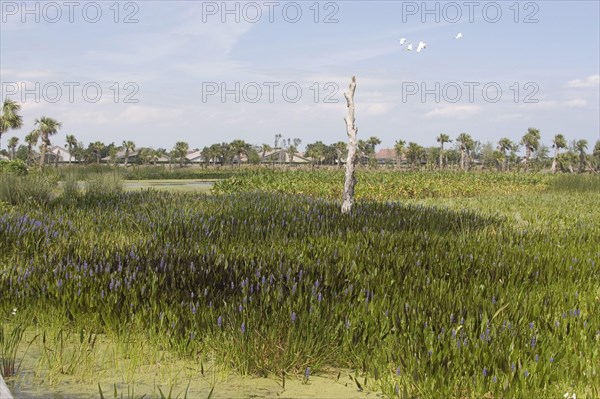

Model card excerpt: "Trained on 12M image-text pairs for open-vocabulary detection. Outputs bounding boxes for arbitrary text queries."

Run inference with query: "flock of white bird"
[399,32,463,53]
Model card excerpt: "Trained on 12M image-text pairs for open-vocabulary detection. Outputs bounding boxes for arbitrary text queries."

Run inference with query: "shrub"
[0,159,28,176]
[85,173,124,197]
[0,174,57,206]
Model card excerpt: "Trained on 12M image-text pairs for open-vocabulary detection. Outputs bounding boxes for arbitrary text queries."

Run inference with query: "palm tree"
[274,133,282,150]
[520,127,541,172]
[108,146,120,166]
[200,146,211,167]
[24,130,39,165]
[305,141,327,166]
[65,134,77,165]
[260,144,272,159]
[497,138,516,172]
[122,140,136,167]
[575,139,588,173]
[137,147,154,165]
[456,133,474,171]
[7,137,19,160]
[173,141,189,168]
[154,148,167,166]
[34,116,62,167]
[367,136,381,166]
[436,134,451,169]
[230,139,248,166]
[91,141,104,164]
[394,140,405,169]
[405,142,424,169]
[287,145,297,165]
[0,99,23,151]
[550,134,567,173]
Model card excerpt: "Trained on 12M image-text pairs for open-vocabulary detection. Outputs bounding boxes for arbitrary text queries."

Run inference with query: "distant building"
[46,146,73,163]
[186,150,205,164]
[375,148,397,164]
[261,149,312,164]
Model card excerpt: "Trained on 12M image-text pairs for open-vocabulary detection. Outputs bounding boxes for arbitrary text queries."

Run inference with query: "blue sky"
[1,0,598,152]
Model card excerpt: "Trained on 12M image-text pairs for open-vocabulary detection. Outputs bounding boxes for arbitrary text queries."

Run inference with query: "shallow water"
[123,180,214,189]
[5,332,378,399]
[7,366,376,399]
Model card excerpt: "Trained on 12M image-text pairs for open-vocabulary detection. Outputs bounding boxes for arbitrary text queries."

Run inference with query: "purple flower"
[492,375,497,383]
[396,367,401,376]
[529,322,534,330]
[483,367,488,377]
[291,312,297,323]
[523,370,529,378]
[241,322,246,334]
[317,292,323,302]
[530,335,537,348]
[217,316,223,328]
[535,354,539,362]
[304,367,310,379]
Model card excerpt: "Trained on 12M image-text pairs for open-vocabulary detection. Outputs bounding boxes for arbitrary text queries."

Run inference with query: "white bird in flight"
[399,38,407,45]
[416,41,427,52]
[406,43,413,51]
[455,33,463,39]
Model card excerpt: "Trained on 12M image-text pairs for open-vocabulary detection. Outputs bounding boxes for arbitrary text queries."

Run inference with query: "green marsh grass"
[0,171,598,397]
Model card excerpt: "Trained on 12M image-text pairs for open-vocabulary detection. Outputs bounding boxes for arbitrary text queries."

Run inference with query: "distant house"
[375,148,398,165]
[186,150,205,164]
[102,149,138,163]
[101,148,169,165]
[261,149,312,164]
[46,146,73,164]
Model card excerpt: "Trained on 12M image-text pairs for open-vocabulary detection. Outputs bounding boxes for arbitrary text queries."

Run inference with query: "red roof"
[375,148,397,159]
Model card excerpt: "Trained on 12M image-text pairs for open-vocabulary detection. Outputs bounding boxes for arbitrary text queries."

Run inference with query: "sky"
[1,0,599,152]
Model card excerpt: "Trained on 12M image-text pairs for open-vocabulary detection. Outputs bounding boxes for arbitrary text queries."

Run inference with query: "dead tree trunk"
[341,76,358,214]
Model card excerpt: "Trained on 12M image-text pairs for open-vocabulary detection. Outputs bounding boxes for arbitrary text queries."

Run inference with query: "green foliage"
[50,165,239,181]
[1,172,598,397]
[0,173,57,206]
[213,169,551,200]
[1,322,25,377]
[548,174,600,192]
[85,173,124,197]
[61,175,82,203]
[0,159,28,176]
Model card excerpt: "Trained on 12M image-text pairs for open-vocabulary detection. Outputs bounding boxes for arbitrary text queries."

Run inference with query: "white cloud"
[566,74,599,88]
[117,105,184,124]
[365,103,392,116]
[564,99,587,108]
[519,101,559,110]
[494,113,526,122]
[425,104,482,119]
[0,69,56,79]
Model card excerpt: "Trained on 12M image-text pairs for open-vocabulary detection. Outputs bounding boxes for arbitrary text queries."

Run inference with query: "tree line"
[1,99,599,173]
